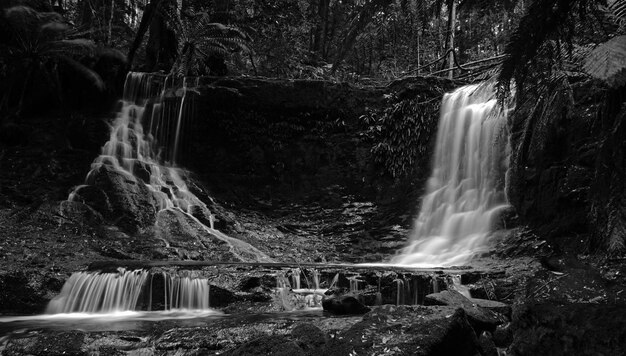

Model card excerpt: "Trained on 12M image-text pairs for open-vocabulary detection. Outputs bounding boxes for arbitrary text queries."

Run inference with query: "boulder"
[425,289,507,332]
[327,305,480,356]
[291,324,327,352]
[58,200,103,226]
[478,331,498,356]
[510,303,626,356]
[70,185,112,217]
[470,298,512,318]
[154,209,271,263]
[322,294,371,315]
[492,322,513,348]
[86,164,159,232]
[222,335,303,356]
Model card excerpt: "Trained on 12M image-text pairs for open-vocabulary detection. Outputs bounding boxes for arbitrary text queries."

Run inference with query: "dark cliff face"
[177,77,454,210]
[507,77,626,254]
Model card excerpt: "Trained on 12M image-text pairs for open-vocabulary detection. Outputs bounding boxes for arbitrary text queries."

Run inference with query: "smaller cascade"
[448,275,471,299]
[47,269,213,314]
[349,276,362,293]
[328,273,340,290]
[311,269,320,291]
[290,268,301,290]
[275,269,325,310]
[275,275,295,311]
[47,269,148,314]
[431,276,440,293]
[160,272,211,310]
[395,278,405,305]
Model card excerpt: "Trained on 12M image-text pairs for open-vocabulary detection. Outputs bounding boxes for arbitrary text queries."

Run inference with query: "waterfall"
[46,269,212,314]
[392,84,510,267]
[69,72,270,261]
[77,72,206,213]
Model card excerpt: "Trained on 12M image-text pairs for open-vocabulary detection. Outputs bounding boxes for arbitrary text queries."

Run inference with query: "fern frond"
[57,54,105,91]
[607,0,626,27]
[497,0,587,98]
[98,47,127,64]
[584,35,626,87]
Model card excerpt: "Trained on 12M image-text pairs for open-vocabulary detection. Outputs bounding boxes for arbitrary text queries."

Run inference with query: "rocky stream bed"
[1,76,625,355]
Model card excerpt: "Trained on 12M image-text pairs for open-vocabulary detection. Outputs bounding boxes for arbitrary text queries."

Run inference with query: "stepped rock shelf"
[82,259,507,309]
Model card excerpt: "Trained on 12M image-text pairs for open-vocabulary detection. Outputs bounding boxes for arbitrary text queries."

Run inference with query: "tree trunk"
[312,0,330,54]
[213,0,230,24]
[127,0,163,70]
[146,0,178,72]
[107,0,115,46]
[446,0,457,79]
[332,0,392,72]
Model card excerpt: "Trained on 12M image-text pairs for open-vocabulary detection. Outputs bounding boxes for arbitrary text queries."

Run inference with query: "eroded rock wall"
[507,76,626,253]
[180,76,454,208]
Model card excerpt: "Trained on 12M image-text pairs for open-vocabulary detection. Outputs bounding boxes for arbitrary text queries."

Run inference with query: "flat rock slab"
[470,298,512,317]
[425,290,507,332]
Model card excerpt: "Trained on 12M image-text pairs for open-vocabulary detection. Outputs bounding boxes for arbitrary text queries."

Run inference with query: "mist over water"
[392,84,510,267]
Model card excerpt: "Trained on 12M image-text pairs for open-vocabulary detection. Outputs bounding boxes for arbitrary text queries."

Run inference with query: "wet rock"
[322,294,371,315]
[510,303,626,356]
[156,327,221,352]
[70,185,112,217]
[58,200,104,226]
[154,209,234,260]
[222,335,303,356]
[478,331,498,356]
[209,284,238,307]
[328,305,480,356]
[86,165,158,232]
[424,289,506,332]
[3,331,87,355]
[0,271,49,314]
[492,322,513,348]
[470,298,511,318]
[291,323,327,352]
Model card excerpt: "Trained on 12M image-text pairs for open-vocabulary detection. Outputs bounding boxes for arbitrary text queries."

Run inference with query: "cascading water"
[68,72,270,262]
[392,84,510,267]
[46,269,212,314]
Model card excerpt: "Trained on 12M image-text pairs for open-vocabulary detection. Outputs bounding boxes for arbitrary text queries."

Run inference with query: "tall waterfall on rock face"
[46,269,212,313]
[392,84,510,267]
[68,72,271,261]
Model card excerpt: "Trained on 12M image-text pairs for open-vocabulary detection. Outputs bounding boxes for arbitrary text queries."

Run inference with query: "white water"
[69,72,271,262]
[46,269,214,314]
[392,84,510,267]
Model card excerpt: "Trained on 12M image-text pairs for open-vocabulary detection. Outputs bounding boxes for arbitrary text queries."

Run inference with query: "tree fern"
[584,35,626,87]
[161,7,251,76]
[1,5,106,116]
